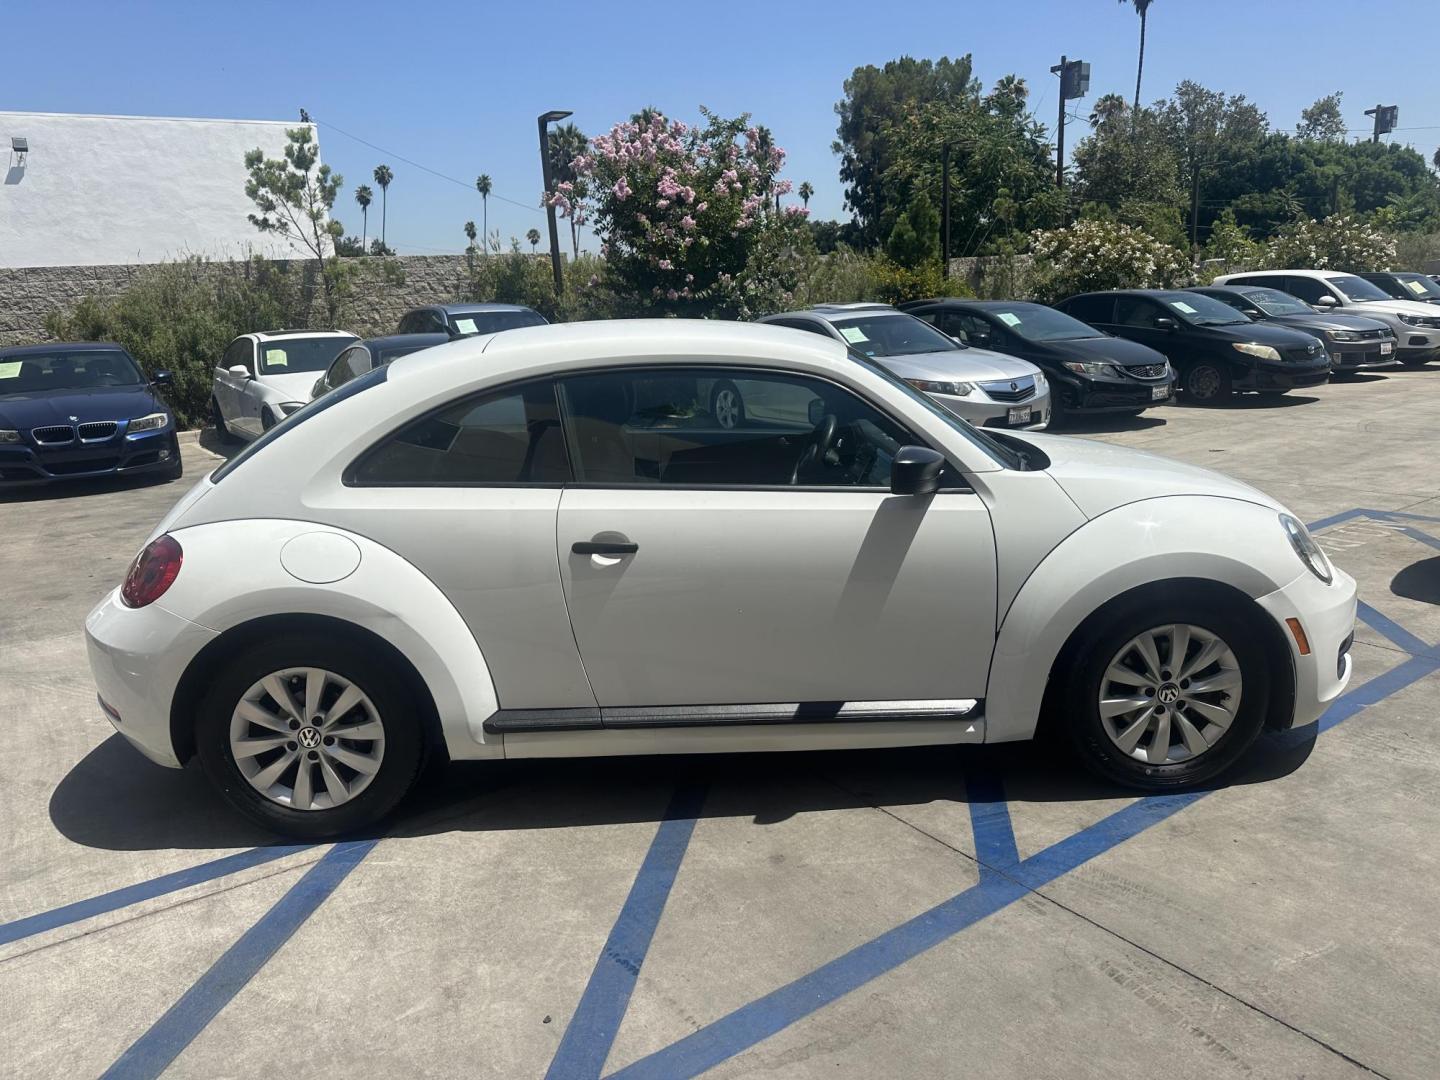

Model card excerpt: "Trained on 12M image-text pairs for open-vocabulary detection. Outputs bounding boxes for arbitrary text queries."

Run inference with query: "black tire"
[1181,361,1233,404]
[211,397,239,444]
[710,379,745,430]
[1046,390,1068,429]
[1058,596,1270,791]
[164,451,184,481]
[195,635,427,838]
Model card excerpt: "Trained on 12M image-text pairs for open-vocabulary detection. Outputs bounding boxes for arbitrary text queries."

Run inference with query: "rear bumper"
[1256,566,1357,730]
[85,588,217,767]
[0,429,179,487]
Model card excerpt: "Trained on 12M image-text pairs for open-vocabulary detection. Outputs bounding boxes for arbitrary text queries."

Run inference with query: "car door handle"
[572,540,639,555]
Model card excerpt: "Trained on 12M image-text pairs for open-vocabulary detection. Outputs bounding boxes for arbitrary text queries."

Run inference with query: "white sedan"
[88,321,1356,837]
[211,330,356,440]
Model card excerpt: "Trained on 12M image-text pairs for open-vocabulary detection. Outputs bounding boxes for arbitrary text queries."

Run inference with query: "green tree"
[1263,214,1396,271]
[1119,0,1156,113]
[1161,80,1268,250]
[464,220,477,249]
[798,181,814,209]
[474,174,492,256]
[886,194,940,268]
[243,125,350,323]
[353,184,373,250]
[1030,218,1188,302]
[547,123,590,257]
[1297,93,1347,142]
[833,55,980,246]
[372,164,393,248]
[526,227,541,252]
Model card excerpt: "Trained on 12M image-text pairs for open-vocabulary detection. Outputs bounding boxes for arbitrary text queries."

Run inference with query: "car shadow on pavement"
[1178,393,1321,411]
[0,470,176,505]
[197,427,241,460]
[48,726,1317,852]
[1391,556,1440,606]
[1051,413,1168,436]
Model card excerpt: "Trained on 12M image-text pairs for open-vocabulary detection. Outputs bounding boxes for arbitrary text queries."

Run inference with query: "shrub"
[1261,214,1397,272]
[43,257,307,429]
[1028,219,1189,303]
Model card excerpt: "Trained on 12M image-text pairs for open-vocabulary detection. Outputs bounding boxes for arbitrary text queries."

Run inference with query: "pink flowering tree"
[546,108,811,317]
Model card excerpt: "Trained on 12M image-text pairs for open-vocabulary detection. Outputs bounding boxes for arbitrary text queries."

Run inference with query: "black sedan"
[899,299,1173,422]
[1055,290,1331,404]
[1188,286,1398,375]
[0,342,181,487]
[1357,271,1440,306]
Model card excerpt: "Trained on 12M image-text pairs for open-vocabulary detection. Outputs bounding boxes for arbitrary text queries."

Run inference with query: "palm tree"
[475,175,492,256]
[547,122,590,258]
[372,165,393,249]
[464,221,477,250]
[1119,0,1155,113]
[798,181,814,209]
[354,185,373,251]
[526,228,541,253]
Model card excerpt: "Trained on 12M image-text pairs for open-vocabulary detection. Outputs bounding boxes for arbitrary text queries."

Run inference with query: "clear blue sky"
[6,0,1438,255]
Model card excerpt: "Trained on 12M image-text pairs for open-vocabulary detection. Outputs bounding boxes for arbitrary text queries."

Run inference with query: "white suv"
[1213,270,1440,366]
[212,330,357,440]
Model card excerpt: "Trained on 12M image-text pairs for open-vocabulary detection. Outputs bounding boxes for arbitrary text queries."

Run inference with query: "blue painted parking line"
[1396,525,1440,553]
[101,839,376,1080]
[1356,599,1438,659]
[962,770,1018,873]
[0,844,314,948]
[545,786,708,1080]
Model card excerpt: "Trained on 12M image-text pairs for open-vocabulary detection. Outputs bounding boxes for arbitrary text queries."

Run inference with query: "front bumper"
[0,428,179,486]
[1234,360,1331,391]
[933,387,1052,431]
[1059,374,1173,412]
[1256,565,1357,729]
[1328,341,1400,372]
[85,588,217,767]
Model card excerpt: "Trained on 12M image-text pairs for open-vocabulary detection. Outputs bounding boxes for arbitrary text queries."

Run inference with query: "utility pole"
[1190,163,1201,254]
[941,142,951,278]
[1364,104,1398,144]
[1050,55,1090,219]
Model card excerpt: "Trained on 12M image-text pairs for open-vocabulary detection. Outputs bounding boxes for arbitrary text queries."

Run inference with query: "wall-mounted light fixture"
[10,136,27,167]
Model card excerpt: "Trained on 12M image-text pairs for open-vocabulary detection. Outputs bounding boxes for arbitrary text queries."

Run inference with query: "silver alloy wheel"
[1098,623,1242,765]
[228,667,385,811]
[713,387,741,429]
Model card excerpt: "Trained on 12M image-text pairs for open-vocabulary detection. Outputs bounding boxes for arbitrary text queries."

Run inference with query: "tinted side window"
[397,312,420,334]
[559,367,913,489]
[1281,277,1331,305]
[1115,297,1165,328]
[1062,295,1114,324]
[330,347,372,390]
[350,380,568,486]
[1208,292,1249,313]
[222,339,252,374]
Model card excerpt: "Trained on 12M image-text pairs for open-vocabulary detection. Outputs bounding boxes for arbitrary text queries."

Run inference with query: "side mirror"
[153,370,173,385]
[890,445,945,496]
[1315,295,1338,307]
[1241,309,1262,318]
[228,365,252,378]
[1154,317,1178,330]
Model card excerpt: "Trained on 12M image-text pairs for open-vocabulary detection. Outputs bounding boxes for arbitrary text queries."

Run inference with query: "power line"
[312,115,544,214]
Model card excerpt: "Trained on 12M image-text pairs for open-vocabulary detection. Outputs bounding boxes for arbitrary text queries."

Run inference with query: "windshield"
[258,337,355,376]
[448,310,547,336]
[0,349,144,396]
[1237,288,1313,317]
[830,314,960,357]
[1165,293,1249,326]
[987,305,1104,341]
[1393,273,1440,299]
[1327,275,1392,303]
[847,348,1018,469]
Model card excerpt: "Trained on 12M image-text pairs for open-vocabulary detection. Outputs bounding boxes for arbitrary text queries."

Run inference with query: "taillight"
[121,534,183,608]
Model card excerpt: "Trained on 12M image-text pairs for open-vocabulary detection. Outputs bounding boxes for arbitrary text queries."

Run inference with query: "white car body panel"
[88,320,1355,779]
[212,332,356,440]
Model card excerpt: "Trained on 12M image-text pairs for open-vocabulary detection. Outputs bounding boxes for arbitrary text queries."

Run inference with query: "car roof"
[1222,269,1345,281]
[808,302,898,315]
[361,333,451,350]
[0,341,132,358]
[248,329,357,341]
[411,303,539,315]
[920,299,1045,310]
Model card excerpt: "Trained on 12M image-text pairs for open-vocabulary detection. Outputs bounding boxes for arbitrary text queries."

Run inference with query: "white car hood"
[875,346,1039,383]
[1344,298,1439,319]
[258,370,324,401]
[1010,430,1282,519]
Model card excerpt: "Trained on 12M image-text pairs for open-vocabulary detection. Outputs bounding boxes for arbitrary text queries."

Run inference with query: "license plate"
[1151,386,1169,400]
[1381,342,1394,355]
[1007,406,1031,425]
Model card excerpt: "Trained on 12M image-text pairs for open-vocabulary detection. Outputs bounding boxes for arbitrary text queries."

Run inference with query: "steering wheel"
[791,413,838,485]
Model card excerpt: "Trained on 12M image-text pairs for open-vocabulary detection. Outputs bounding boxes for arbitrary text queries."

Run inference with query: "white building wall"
[0,111,321,268]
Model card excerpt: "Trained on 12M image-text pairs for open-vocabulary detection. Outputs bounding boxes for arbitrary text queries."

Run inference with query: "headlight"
[1280,513,1333,585]
[1233,343,1281,361]
[1398,314,1440,328]
[1032,371,1048,392]
[0,429,20,443]
[906,379,975,396]
[127,413,168,433]
[1327,330,1360,343]
[1060,360,1118,377]
[277,401,306,416]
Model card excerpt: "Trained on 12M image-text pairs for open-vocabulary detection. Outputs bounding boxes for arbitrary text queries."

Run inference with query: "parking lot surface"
[2,375,1439,1080]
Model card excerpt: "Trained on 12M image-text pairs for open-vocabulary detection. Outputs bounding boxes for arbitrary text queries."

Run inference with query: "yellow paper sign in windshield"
[265,349,288,367]
[0,362,22,379]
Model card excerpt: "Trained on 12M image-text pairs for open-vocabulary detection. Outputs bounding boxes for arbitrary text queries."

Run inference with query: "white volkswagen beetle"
[87,321,1356,837]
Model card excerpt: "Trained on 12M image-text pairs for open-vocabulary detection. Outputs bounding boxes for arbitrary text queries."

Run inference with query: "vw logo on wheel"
[297,726,322,749]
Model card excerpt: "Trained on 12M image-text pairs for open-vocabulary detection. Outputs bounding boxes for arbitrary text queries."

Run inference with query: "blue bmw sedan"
[0,343,182,487]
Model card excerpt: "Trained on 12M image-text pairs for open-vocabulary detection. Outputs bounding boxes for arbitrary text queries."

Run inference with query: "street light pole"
[1050,55,1089,224]
[537,110,573,296]
[941,142,951,278]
